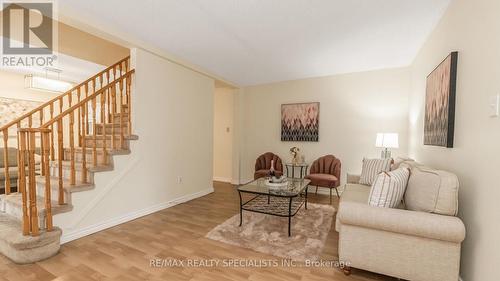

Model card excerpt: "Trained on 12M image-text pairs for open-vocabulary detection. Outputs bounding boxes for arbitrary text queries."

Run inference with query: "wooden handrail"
[12,68,135,237]
[42,70,135,128]
[1,56,130,196]
[0,56,130,132]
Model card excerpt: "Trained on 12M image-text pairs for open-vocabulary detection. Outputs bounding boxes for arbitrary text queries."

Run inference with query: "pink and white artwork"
[281,102,319,142]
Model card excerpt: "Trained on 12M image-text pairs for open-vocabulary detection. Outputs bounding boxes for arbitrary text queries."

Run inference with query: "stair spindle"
[84,83,89,135]
[111,85,117,149]
[49,103,55,160]
[81,103,87,183]
[16,122,21,192]
[119,78,124,149]
[39,109,43,127]
[28,131,39,236]
[59,97,63,115]
[77,88,82,147]
[39,110,45,176]
[127,74,132,136]
[57,119,64,205]
[42,130,53,231]
[2,129,10,194]
[100,92,108,165]
[106,71,111,123]
[18,131,29,235]
[92,97,97,166]
[70,110,76,186]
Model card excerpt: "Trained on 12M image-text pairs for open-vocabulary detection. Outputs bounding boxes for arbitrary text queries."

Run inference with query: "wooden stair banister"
[1,56,134,238]
[0,56,130,195]
[40,69,134,206]
[12,69,134,237]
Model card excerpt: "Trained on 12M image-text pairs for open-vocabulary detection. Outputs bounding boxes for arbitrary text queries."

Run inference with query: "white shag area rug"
[206,203,335,261]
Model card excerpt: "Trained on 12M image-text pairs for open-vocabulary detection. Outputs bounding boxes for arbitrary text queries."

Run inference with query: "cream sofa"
[336,160,466,281]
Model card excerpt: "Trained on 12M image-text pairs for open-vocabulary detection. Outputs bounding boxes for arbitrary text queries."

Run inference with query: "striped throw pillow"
[368,167,410,208]
[359,158,392,185]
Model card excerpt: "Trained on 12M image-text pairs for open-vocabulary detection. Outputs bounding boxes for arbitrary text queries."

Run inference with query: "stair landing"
[0,213,61,264]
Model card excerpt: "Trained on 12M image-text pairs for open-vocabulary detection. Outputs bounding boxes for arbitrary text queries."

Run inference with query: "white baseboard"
[60,187,214,244]
[213,176,232,183]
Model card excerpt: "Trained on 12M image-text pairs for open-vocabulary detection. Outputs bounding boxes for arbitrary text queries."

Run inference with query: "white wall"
[55,48,215,242]
[408,0,500,280]
[239,68,410,183]
[213,87,234,182]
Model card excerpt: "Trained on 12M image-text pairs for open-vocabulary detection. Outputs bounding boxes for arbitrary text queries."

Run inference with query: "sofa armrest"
[346,173,360,184]
[338,202,466,243]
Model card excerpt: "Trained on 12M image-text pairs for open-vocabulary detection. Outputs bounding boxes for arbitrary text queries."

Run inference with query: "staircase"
[0,57,136,263]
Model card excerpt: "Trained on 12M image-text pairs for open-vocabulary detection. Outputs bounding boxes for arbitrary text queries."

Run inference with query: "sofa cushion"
[343,184,370,202]
[404,166,459,216]
[359,158,392,185]
[368,167,410,208]
[336,183,371,232]
[391,156,415,170]
[0,148,18,168]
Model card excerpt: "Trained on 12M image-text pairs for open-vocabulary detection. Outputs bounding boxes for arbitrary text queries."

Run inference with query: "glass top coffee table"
[237,177,311,236]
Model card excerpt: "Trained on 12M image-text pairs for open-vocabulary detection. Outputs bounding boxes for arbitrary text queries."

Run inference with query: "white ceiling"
[59,0,450,86]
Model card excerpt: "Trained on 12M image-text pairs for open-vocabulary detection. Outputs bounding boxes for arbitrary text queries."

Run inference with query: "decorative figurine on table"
[290,147,300,165]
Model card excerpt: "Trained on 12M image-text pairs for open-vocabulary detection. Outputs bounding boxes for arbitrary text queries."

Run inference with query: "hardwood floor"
[0,182,396,281]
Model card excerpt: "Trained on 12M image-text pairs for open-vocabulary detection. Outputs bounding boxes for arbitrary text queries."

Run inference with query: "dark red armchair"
[305,155,341,204]
[254,152,283,180]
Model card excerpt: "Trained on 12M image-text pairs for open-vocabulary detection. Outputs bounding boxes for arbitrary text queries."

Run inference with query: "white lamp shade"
[375,133,399,148]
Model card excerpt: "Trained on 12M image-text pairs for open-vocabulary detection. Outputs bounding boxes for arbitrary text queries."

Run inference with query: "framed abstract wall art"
[281,102,319,142]
[424,52,458,148]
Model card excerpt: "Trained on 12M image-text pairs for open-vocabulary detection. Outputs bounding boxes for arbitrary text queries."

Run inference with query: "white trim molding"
[61,187,214,244]
[213,176,233,183]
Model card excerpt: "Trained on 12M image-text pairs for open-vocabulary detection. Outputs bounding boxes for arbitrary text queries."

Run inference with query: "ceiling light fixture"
[24,67,73,93]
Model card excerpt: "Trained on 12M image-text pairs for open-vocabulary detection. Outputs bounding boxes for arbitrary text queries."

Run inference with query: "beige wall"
[0,11,129,66]
[57,22,130,66]
[0,71,60,102]
[55,48,215,242]
[239,68,410,183]
[213,87,235,182]
[408,0,500,280]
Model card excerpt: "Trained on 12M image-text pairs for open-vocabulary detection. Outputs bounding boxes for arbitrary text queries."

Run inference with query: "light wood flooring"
[0,182,396,281]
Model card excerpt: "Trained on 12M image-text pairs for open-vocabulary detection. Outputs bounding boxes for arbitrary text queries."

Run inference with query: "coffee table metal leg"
[238,191,243,226]
[288,197,292,236]
[305,185,308,210]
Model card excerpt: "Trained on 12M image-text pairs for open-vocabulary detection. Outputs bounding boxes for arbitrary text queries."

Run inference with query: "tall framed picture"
[424,52,458,148]
[281,102,319,142]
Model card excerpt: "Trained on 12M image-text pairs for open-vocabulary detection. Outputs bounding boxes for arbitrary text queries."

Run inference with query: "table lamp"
[375,133,399,159]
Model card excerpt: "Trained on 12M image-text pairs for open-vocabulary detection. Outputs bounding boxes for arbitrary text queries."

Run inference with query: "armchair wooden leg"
[335,187,340,197]
[315,186,318,194]
[329,188,332,204]
[342,266,352,276]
